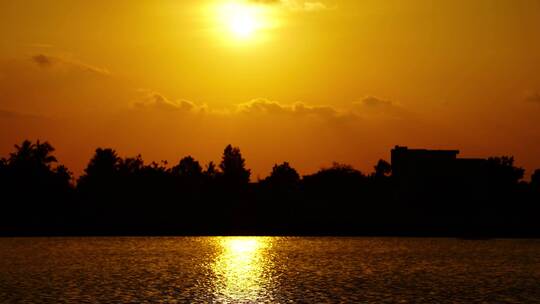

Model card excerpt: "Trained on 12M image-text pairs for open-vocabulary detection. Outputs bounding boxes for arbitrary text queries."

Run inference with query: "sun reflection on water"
[212,237,273,301]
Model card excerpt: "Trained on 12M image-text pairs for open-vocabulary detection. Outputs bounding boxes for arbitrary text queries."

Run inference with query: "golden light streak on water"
[212,237,274,301]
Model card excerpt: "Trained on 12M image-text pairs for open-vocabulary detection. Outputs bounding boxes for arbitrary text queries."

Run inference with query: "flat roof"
[392,146,459,154]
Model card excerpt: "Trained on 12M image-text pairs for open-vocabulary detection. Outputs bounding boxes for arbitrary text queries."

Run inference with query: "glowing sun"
[218,2,265,40]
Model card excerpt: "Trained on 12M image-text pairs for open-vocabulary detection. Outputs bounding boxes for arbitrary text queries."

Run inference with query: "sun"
[228,5,257,38]
[217,2,265,40]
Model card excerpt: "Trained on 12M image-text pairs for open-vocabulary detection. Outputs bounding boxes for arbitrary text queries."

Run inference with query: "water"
[0,237,539,303]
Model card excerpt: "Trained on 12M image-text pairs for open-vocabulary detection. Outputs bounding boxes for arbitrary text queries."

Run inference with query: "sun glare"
[228,6,256,38]
[217,1,268,41]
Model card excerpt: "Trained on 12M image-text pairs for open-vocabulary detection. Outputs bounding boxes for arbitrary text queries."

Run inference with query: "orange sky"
[1,0,540,178]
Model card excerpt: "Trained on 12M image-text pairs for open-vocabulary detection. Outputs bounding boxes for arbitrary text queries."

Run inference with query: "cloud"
[300,2,327,11]
[237,98,291,115]
[0,56,126,116]
[525,91,540,104]
[237,98,347,120]
[30,54,110,75]
[0,84,464,179]
[0,109,46,120]
[250,0,280,3]
[351,96,410,120]
[32,54,54,67]
[130,92,357,125]
[249,0,328,11]
[26,43,53,49]
[0,109,26,119]
[359,96,394,107]
[133,95,348,121]
[133,91,200,113]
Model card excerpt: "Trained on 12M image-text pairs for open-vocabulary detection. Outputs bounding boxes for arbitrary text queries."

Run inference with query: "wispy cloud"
[31,54,54,67]
[351,96,411,120]
[524,91,540,104]
[30,54,110,76]
[25,43,54,49]
[0,109,47,120]
[249,0,328,11]
[358,96,394,108]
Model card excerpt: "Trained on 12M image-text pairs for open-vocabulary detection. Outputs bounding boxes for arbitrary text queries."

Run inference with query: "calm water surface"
[0,237,539,303]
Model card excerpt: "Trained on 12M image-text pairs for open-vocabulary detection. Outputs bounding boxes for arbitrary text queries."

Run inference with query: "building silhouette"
[391,146,488,201]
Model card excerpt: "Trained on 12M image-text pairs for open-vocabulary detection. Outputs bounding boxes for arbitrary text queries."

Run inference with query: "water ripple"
[0,237,539,303]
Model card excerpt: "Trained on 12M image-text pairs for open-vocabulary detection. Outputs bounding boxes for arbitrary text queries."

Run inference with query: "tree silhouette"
[77,148,121,194]
[203,161,219,179]
[5,140,68,183]
[219,144,251,186]
[172,156,203,179]
[0,157,6,191]
[532,169,540,191]
[313,162,365,179]
[302,163,367,198]
[82,148,121,178]
[486,156,525,187]
[0,140,72,235]
[0,157,6,173]
[34,140,58,166]
[264,162,300,190]
[1,139,539,237]
[373,159,392,178]
[9,140,34,167]
[8,140,57,170]
[118,155,144,176]
[53,165,72,184]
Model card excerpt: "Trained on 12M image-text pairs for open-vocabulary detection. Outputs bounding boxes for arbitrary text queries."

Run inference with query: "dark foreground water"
[0,237,539,303]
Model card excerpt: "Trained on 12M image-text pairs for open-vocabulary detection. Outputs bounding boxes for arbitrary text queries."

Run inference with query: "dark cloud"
[32,54,54,68]
[30,54,110,75]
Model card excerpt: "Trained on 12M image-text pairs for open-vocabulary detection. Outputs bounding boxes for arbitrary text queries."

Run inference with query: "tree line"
[0,140,539,237]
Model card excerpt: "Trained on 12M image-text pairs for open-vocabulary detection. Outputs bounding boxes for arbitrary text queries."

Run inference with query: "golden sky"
[1,0,540,177]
